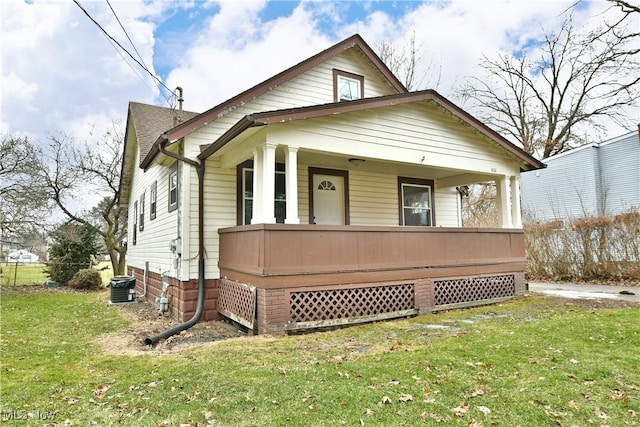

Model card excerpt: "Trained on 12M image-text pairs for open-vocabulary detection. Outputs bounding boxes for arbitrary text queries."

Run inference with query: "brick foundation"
[128,267,222,322]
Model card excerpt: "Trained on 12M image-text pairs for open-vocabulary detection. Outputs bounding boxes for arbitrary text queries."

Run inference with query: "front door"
[312,173,345,225]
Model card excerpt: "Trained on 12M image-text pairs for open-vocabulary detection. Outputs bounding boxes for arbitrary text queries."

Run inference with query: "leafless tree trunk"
[35,123,127,275]
[459,11,640,159]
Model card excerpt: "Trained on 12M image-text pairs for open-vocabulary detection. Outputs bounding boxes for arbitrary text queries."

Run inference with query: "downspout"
[145,136,206,346]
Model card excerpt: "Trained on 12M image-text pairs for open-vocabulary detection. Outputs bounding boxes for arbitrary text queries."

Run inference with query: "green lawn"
[0,262,114,287]
[1,287,638,426]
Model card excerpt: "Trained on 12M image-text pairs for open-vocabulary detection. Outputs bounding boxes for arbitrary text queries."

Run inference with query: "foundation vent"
[218,278,257,330]
[288,283,416,329]
[434,274,515,307]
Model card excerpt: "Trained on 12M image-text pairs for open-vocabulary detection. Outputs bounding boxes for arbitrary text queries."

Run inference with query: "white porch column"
[510,175,522,228]
[251,147,263,224]
[284,146,300,224]
[260,143,277,224]
[496,175,513,228]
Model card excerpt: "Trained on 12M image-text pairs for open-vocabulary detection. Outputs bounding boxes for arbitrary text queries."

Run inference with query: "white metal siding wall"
[126,152,180,276]
[599,133,640,214]
[349,171,398,226]
[272,105,517,176]
[434,188,461,227]
[521,147,599,221]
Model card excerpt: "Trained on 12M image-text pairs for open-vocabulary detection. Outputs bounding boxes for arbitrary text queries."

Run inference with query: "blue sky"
[0,0,636,144]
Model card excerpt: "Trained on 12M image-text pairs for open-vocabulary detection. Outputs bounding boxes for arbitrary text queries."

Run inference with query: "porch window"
[139,191,145,232]
[168,164,178,212]
[398,177,435,226]
[333,69,364,102]
[238,161,286,225]
[150,181,157,220]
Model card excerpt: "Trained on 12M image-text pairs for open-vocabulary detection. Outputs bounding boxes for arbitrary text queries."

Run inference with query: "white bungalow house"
[119,34,544,337]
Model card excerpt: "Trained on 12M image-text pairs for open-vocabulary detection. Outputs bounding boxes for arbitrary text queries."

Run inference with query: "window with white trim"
[333,69,364,102]
[139,191,145,231]
[150,181,157,220]
[168,164,178,212]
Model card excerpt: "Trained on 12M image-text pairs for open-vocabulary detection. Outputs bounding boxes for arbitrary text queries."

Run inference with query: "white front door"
[312,174,345,225]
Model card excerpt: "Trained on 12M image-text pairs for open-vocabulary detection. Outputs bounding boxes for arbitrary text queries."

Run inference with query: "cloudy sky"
[1,0,637,145]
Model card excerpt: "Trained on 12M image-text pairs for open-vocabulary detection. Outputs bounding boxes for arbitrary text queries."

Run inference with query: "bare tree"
[460,12,640,159]
[608,0,640,15]
[377,31,442,91]
[36,124,127,275]
[461,183,498,228]
[0,135,52,259]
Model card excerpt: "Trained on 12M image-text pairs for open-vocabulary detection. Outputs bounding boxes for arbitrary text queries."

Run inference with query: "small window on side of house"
[139,191,145,232]
[333,69,364,102]
[150,181,157,220]
[133,201,138,245]
[168,164,178,212]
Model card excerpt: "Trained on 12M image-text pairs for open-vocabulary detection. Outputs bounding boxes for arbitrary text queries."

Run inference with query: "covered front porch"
[217,224,526,334]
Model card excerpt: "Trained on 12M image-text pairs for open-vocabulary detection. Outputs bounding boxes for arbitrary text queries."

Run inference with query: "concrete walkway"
[528,282,640,303]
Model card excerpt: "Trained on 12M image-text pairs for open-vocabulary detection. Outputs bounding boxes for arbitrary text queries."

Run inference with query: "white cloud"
[1,0,636,146]
[164,2,332,112]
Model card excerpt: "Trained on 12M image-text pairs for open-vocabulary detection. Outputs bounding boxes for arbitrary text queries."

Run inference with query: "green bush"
[46,222,99,285]
[68,269,103,290]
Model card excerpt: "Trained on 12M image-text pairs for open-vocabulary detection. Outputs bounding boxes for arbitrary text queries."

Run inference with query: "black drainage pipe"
[144,259,205,346]
[144,137,206,346]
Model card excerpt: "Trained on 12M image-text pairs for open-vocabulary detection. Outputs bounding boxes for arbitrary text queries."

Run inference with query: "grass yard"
[1,286,638,426]
[0,262,114,287]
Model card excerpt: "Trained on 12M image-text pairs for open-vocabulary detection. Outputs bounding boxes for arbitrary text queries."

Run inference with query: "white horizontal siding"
[434,188,461,227]
[269,103,519,176]
[599,133,640,214]
[126,150,180,276]
[349,171,398,226]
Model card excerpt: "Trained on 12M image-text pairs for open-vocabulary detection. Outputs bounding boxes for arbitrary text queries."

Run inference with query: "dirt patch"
[97,297,246,356]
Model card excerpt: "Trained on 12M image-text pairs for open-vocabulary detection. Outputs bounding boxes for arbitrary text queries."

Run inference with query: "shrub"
[525,208,640,281]
[68,269,103,290]
[46,222,99,285]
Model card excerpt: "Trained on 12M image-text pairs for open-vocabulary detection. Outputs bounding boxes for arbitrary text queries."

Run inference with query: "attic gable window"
[333,69,364,102]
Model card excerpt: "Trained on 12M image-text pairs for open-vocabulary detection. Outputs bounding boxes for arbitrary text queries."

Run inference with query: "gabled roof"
[198,90,545,171]
[128,102,199,164]
[140,34,406,169]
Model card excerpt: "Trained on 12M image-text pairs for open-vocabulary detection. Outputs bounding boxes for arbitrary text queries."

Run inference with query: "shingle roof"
[128,102,199,164]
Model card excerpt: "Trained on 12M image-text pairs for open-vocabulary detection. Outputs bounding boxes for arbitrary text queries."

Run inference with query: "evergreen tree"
[46,222,99,285]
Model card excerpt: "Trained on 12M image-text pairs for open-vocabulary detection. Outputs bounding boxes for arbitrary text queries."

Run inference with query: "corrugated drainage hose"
[144,137,206,346]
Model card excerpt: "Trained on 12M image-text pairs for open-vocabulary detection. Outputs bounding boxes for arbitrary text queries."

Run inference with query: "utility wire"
[105,0,150,74]
[72,0,176,104]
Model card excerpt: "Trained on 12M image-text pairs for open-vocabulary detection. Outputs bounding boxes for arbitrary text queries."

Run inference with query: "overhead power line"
[72,0,176,105]
[105,0,150,74]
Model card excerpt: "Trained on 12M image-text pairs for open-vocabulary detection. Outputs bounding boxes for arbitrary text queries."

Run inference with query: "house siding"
[126,148,180,277]
[598,132,640,214]
[186,161,463,280]
[521,130,639,221]
[183,51,398,160]
[266,104,519,177]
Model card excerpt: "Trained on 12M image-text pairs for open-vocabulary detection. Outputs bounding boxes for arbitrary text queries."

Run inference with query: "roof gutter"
[144,136,206,346]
